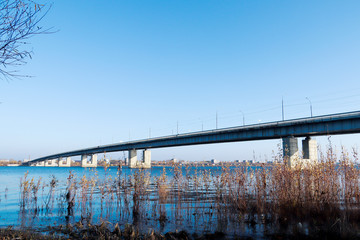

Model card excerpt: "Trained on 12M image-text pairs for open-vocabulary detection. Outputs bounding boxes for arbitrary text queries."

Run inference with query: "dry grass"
[14,144,360,238]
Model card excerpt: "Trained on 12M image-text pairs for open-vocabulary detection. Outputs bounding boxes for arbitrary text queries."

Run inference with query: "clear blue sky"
[1,0,360,161]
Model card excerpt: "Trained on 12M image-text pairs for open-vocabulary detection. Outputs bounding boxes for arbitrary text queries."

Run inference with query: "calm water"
[0,166,164,225]
[0,166,262,237]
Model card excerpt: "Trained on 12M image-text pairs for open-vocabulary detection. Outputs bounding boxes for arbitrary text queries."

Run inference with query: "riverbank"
[0,224,230,240]
[0,223,357,240]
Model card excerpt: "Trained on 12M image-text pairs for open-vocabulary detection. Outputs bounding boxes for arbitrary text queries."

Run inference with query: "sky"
[1,0,360,161]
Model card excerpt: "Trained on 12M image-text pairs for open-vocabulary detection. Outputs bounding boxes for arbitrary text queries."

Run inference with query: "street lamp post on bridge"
[239,110,245,126]
[306,97,313,117]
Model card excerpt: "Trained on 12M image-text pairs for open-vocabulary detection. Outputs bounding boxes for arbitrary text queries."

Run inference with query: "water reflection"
[1,160,360,238]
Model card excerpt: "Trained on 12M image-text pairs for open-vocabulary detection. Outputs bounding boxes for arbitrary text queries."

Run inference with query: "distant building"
[211,159,219,164]
[109,159,121,165]
[8,164,19,167]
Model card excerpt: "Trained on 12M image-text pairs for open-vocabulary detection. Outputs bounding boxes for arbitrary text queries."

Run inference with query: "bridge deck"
[27,111,360,164]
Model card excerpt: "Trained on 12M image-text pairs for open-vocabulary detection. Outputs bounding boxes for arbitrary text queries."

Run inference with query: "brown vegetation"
[13,144,360,238]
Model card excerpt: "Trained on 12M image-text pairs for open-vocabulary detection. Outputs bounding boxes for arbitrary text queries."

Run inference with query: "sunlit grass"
[15,143,360,238]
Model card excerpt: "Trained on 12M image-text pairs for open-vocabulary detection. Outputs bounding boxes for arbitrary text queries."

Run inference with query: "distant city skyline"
[1,1,360,161]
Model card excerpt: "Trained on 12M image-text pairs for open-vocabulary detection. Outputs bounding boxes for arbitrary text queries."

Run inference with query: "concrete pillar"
[143,149,151,168]
[66,157,72,166]
[90,154,98,167]
[81,155,88,167]
[32,161,44,167]
[282,136,299,167]
[59,157,71,167]
[128,149,137,168]
[302,136,318,162]
[81,154,97,167]
[45,159,58,167]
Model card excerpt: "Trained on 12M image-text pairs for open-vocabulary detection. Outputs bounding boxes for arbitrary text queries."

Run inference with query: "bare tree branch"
[0,0,51,80]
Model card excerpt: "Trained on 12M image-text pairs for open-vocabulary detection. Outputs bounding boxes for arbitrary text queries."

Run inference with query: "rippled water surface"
[0,165,259,237]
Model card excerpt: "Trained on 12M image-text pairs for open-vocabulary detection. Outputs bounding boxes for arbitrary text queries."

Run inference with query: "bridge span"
[25,111,360,168]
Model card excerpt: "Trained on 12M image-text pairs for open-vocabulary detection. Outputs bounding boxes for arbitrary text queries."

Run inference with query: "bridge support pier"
[128,149,137,168]
[59,157,71,167]
[45,159,58,167]
[283,136,318,168]
[32,161,45,166]
[81,154,98,167]
[128,149,151,168]
[302,136,318,165]
[143,149,151,168]
[282,136,299,167]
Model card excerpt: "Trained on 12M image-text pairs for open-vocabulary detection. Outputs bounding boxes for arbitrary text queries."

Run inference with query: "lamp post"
[239,110,245,126]
[306,97,313,117]
[216,111,218,129]
[282,97,284,121]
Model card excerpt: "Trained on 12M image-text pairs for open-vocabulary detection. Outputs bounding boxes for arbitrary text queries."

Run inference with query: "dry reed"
[15,144,360,238]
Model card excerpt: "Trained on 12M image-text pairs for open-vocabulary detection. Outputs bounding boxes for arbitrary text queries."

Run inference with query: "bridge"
[24,110,360,168]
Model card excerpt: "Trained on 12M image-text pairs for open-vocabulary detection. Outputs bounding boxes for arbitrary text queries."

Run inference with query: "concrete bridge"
[24,111,360,168]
